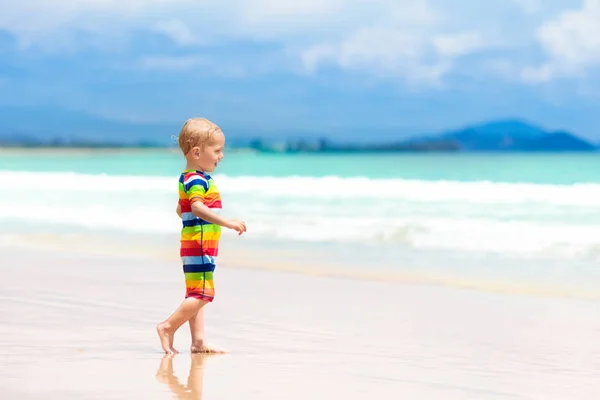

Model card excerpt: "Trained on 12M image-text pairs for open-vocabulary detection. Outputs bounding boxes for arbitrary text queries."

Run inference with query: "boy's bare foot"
[157,323,178,354]
[191,342,227,354]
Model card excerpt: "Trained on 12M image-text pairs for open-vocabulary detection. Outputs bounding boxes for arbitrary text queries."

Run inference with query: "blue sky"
[1,0,600,140]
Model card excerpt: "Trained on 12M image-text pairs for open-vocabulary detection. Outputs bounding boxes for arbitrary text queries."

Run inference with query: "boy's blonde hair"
[177,118,222,155]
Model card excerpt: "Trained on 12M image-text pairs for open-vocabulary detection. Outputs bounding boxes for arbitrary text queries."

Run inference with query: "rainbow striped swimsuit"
[178,170,222,302]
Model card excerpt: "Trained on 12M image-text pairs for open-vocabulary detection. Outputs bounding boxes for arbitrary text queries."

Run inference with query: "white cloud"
[301,26,486,85]
[0,0,353,43]
[2,0,483,84]
[301,27,455,86]
[523,0,600,82]
[295,1,491,85]
[1,0,588,85]
[152,20,198,46]
[0,1,183,40]
[433,31,485,58]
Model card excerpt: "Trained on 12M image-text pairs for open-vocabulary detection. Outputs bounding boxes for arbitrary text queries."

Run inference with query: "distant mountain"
[0,106,596,152]
[520,131,596,151]
[410,119,597,152]
[438,120,545,150]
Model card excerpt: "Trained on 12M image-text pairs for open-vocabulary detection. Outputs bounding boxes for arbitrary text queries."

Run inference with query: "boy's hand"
[225,219,247,235]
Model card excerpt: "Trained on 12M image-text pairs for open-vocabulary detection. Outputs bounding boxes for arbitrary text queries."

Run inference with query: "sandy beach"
[1,236,599,400]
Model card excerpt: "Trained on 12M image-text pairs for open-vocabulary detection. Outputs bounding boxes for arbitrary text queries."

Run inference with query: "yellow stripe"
[181,231,221,241]
[185,280,215,289]
[205,185,219,196]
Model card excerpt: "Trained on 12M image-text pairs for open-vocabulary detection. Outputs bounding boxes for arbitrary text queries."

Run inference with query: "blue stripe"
[182,255,217,265]
[182,212,216,223]
[182,219,213,227]
[184,178,208,192]
[183,263,216,273]
[182,212,195,221]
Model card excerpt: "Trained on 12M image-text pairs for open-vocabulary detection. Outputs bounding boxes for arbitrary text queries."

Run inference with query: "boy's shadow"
[156,353,218,399]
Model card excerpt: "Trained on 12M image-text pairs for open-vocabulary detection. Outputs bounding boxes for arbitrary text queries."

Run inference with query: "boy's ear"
[191,146,201,159]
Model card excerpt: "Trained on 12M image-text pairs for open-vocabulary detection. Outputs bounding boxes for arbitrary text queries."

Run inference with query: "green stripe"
[182,224,221,234]
[185,272,214,280]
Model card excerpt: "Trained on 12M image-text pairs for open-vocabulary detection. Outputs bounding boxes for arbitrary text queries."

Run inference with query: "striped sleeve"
[184,173,209,205]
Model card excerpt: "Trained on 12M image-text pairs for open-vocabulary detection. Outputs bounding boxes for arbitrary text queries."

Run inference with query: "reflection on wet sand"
[156,354,217,399]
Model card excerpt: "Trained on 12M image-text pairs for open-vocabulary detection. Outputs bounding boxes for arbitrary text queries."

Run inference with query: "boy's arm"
[191,202,231,227]
[185,173,246,234]
[191,202,246,234]
[176,203,182,218]
[185,175,229,227]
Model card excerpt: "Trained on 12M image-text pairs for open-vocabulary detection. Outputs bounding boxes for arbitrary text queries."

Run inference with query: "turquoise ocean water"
[2,150,600,296]
[3,150,600,182]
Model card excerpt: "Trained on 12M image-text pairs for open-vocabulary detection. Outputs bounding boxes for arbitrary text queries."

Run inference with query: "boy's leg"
[189,308,226,353]
[189,308,205,351]
[157,297,207,354]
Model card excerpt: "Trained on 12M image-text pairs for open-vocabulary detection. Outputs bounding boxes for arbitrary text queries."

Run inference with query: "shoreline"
[2,229,600,303]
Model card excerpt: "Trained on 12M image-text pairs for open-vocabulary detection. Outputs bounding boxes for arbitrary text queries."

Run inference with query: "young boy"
[157,117,246,355]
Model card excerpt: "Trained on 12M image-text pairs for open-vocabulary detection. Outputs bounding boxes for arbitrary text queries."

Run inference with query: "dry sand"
[1,244,600,399]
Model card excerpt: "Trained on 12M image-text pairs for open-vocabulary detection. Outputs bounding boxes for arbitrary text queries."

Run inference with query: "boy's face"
[190,131,225,172]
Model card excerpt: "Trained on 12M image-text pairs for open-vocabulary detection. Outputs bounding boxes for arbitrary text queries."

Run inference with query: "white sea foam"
[2,170,600,260]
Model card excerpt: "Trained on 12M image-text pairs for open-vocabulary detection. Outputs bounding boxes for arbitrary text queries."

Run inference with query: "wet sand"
[1,244,600,399]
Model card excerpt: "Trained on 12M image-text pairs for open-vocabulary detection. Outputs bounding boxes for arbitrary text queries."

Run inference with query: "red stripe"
[180,247,219,256]
[184,172,204,180]
[186,291,214,302]
[179,200,192,212]
[204,200,222,208]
